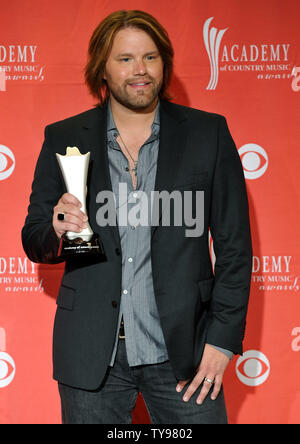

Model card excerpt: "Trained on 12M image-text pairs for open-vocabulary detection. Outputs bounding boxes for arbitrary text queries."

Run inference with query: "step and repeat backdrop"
[0,0,299,424]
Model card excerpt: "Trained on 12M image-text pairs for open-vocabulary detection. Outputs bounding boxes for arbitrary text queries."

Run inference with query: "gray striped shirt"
[108,101,169,366]
[107,100,233,367]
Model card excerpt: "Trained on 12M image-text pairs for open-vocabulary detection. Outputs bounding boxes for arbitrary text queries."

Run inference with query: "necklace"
[117,131,138,176]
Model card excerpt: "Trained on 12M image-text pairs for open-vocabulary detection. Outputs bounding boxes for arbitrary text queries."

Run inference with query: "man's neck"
[110,96,158,132]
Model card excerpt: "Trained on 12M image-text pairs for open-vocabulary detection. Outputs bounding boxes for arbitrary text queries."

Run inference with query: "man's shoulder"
[161,100,225,124]
[45,106,105,133]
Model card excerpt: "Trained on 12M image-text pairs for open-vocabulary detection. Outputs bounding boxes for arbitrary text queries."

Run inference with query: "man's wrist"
[207,344,233,360]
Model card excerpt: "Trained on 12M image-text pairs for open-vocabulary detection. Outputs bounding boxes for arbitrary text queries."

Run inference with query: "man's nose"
[133,59,147,75]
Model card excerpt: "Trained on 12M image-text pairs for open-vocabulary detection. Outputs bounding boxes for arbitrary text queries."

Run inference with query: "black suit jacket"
[22,100,252,390]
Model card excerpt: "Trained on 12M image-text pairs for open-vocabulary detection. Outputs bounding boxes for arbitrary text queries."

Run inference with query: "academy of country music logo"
[252,255,299,293]
[203,17,293,90]
[0,327,15,388]
[210,238,299,293]
[0,256,45,293]
[0,45,45,91]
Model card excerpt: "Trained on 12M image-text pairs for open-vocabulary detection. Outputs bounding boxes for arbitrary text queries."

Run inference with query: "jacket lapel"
[79,104,111,193]
[79,104,121,248]
[151,101,188,237]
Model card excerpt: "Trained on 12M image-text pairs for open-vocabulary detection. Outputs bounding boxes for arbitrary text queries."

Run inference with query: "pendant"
[132,161,138,176]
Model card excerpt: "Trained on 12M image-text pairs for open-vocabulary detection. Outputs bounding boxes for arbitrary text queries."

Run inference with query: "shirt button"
[123,290,128,295]
[112,300,118,308]
[115,248,121,256]
[131,226,135,230]
[133,192,138,198]
[125,167,129,172]
[128,257,133,263]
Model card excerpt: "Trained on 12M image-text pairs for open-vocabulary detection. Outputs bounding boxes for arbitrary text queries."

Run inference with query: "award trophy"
[56,147,105,260]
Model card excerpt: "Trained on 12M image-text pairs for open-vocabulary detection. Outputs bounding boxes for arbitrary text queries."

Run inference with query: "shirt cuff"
[208,344,233,360]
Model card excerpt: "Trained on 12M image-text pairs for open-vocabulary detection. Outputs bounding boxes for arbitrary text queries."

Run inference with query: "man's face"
[104,27,164,111]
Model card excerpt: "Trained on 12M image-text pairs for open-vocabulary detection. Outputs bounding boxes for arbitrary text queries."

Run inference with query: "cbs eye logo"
[0,352,16,388]
[236,350,270,387]
[238,144,268,180]
[0,145,15,180]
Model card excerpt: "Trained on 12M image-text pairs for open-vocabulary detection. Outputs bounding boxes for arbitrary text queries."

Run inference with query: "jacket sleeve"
[21,125,65,264]
[207,115,253,355]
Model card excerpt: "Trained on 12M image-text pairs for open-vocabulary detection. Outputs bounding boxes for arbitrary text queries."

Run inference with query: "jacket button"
[115,248,121,256]
[112,300,118,308]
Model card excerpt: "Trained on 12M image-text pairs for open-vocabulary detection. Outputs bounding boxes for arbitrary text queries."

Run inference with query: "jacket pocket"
[198,277,214,303]
[56,284,76,311]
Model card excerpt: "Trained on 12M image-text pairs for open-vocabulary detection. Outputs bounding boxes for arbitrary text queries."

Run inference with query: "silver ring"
[204,377,214,385]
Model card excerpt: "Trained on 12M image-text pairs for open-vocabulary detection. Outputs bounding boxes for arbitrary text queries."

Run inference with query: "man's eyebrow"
[144,51,160,56]
[116,53,133,57]
[116,50,160,57]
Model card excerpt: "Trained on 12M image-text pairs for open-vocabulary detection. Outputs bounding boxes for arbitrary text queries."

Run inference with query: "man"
[22,10,252,424]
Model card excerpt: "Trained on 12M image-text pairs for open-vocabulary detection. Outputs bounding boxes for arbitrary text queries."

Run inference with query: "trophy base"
[58,232,106,261]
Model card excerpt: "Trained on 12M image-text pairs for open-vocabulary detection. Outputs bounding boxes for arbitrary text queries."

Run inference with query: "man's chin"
[122,95,159,111]
[109,87,160,111]
[127,100,155,111]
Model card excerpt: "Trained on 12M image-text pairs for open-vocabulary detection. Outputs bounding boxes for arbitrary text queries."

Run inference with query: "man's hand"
[53,193,88,239]
[176,344,230,405]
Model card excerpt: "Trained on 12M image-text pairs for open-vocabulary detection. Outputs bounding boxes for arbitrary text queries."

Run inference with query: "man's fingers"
[195,374,223,405]
[194,375,215,405]
[63,222,84,233]
[178,373,223,405]
[176,345,229,404]
[59,213,87,229]
[60,193,82,207]
[53,194,87,239]
[210,375,222,401]
[181,372,205,402]
[54,210,87,235]
[55,203,87,221]
[176,379,191,392]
